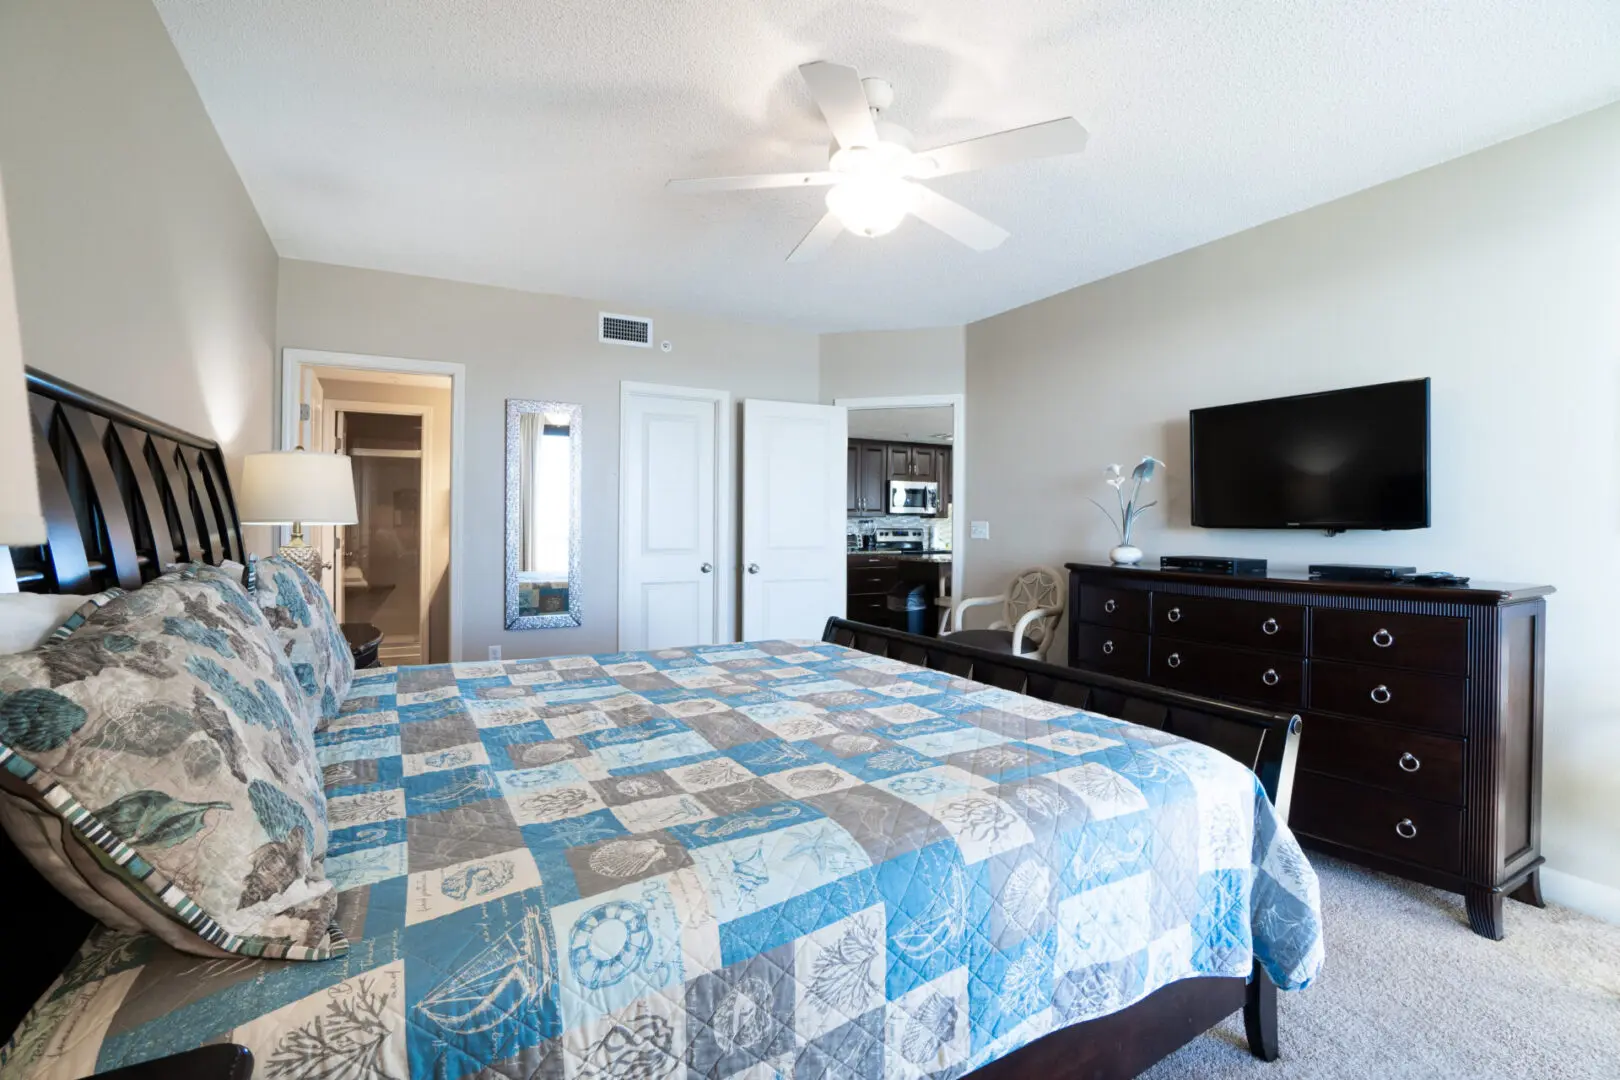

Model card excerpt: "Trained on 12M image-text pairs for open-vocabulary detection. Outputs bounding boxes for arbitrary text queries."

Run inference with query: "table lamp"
[237,449,357,581]
[0,169,47,587]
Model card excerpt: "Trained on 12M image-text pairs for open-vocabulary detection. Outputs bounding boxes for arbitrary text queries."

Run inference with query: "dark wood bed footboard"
[823,617,1301,1077]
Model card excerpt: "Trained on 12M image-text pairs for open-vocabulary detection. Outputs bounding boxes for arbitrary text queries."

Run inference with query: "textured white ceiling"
[152,1,1620,332]
[850,406,955,444]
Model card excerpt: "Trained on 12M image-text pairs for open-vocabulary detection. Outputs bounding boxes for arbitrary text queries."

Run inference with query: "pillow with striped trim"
[249,554,353,730]
[0,567,343,960]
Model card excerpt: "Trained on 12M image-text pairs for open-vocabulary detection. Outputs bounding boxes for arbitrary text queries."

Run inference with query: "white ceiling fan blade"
[787,212,843,263]
[666,171,839,194]
[799,61,879,150]
[914,117,1089,178]
[907,184,1009,251]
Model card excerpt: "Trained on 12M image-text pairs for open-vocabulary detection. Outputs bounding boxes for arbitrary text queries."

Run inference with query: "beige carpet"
[1143,856,1620,1079]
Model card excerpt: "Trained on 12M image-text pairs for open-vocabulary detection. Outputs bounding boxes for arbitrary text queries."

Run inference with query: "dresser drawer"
[1292,771,1462,874]
[849,569,898,596]
[1078,585,1150,632]
[1072,625,1150,680]
[1311,659,1466,735]
[848,554,898,569]
[1153,638,1304,709]
[1151,593,1304,653]
[1298,713,1465,806]
[1311,609,1469,675]
[846,595,888,623]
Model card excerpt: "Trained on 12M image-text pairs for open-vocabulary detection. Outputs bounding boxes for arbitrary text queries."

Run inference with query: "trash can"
[886,582,930,636]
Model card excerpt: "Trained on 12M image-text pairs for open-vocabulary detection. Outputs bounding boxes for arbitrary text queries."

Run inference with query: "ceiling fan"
[667,61,1089,262]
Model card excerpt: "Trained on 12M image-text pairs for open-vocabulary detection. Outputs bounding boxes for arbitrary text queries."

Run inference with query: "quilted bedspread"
[2,640,1323,1080]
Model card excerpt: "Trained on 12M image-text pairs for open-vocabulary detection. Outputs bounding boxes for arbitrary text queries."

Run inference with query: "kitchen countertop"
[847,550,953,564]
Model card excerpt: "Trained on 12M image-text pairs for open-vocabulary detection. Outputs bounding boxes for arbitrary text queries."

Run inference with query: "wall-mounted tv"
[1190,378,1430,531]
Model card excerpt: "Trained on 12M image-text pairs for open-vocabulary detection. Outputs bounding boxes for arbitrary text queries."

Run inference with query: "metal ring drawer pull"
[1102,640,1115,655]
[1372,628,1395,648]
[1398,752,1421,773]
[1370,684,1393,705]
[1262,617,1279,635]
[1104,598,1117,613]
[1167,607,1182,622]
[1394,818,1418,840]
[1166,652,1182,669]
[1262,668,1279,686]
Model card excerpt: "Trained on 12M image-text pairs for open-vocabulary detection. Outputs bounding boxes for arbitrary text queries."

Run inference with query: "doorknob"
[700,563,713,574]
[747,563,760,574]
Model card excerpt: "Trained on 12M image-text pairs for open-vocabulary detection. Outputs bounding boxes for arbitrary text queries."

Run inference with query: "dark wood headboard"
[2,367,244,594]
[2,369,246,1042]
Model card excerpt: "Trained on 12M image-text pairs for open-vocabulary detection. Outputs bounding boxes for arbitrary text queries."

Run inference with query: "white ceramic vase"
[1109,544,1143,566]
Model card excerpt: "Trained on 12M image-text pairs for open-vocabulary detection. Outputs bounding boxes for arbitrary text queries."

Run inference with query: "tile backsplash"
[847,514,952,550]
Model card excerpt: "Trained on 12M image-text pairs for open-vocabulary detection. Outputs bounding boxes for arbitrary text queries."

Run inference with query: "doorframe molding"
[618,382,735,647]
[280,348,467,660]
[323,398,435,664]
[834,393,966,609]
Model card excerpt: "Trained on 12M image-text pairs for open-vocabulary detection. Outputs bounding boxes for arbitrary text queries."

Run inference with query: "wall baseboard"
[1541,867,1620,925]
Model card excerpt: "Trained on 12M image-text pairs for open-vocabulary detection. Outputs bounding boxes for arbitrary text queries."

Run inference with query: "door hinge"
[299,403,311,421]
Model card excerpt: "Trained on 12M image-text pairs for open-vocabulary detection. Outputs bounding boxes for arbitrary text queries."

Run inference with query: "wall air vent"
[599,313,653,347]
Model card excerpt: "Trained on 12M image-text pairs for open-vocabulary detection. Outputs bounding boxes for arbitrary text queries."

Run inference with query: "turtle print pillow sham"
[249,555,353,729]
[0,567,343,960]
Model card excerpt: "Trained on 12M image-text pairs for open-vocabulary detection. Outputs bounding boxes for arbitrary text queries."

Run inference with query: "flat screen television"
[1189,378,1430,530]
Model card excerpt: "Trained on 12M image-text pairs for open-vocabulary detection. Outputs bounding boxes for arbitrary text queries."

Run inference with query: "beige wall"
[277,260,822,661]
[0,0,278,549]
[317,378,453,664]
[965,102,1620,908]
[819,327,965,402]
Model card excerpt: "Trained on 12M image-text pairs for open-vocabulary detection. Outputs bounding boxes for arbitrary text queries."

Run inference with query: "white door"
[620,387,726,650]
[742,399,847,641]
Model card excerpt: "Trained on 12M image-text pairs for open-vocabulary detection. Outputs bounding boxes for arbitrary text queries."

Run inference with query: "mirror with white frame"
[505,399,583,628]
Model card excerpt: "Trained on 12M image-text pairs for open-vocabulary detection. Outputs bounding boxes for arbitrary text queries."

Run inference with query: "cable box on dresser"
[1064,561,1553,939]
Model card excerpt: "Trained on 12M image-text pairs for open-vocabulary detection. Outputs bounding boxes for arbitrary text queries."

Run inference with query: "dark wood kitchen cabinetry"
[848,439,950,516]
[848,440,890,515]
[1065,562,1553,940]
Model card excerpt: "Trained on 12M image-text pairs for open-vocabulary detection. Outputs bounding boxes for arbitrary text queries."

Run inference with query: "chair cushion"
[250,555,355,730]
[0,566,342,960]
[948,628,1041,655]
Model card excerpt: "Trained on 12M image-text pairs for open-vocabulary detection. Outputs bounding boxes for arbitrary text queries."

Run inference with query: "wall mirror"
[505,399,583,629]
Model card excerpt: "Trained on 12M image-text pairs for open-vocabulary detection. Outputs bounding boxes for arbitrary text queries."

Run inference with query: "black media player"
[1159,556,1268,576]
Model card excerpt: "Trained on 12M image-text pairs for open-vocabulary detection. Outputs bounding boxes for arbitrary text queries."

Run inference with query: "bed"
[1,370,1323,1080]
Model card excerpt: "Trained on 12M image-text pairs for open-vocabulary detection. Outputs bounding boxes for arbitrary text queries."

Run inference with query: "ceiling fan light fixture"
[825,177,917,237]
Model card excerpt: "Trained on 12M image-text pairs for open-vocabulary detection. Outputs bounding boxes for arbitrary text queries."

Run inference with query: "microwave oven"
[888,479,939,515]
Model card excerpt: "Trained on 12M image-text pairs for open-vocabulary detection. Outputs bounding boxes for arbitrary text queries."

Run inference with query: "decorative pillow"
[0,568,342,960]
[0,593,85,655]
[249,555,353,728]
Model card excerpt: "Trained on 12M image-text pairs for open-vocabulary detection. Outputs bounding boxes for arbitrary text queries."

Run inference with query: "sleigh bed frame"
[2,369,1302,1078]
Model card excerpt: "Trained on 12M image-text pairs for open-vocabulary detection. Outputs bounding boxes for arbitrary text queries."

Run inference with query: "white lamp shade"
[0,170,47,546]
[238,451,358,525]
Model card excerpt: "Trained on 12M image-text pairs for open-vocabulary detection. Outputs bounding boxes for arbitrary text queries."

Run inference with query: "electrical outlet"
[488,645,502,661]
[970,521,990,540]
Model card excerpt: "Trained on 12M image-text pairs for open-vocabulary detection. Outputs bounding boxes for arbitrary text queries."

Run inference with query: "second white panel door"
[741,399,847,641]
[620,387,723,650]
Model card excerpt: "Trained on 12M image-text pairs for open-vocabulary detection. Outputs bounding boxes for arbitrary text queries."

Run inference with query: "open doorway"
[836,394,965,638]
[281,349,465,663]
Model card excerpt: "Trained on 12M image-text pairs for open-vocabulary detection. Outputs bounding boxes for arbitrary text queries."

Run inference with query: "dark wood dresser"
[1065,562,1552,939]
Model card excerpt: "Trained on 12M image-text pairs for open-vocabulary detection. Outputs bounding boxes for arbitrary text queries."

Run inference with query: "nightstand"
[340,622,383,669]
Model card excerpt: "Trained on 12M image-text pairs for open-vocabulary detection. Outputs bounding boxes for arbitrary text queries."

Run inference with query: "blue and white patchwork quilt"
[2,641,1323,1080]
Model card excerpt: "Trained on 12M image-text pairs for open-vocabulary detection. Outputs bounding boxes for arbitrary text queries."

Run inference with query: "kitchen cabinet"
[848,439,950,516]
[848,439,889,515]
[886,444,940,481]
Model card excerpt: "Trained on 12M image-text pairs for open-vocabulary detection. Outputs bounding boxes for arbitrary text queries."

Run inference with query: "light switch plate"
[970,521,990,540]
[488,645,502,661]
